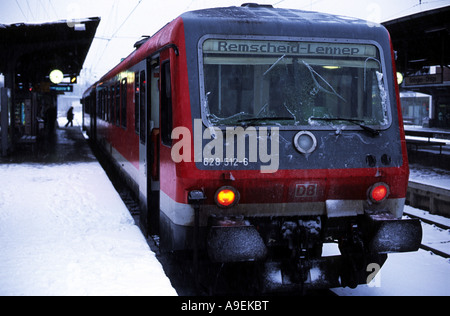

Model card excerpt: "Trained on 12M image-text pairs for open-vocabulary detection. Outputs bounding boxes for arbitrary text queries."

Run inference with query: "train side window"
[135,72,140,135]
[97,89,101,119]
[160,61,172,146]
[121,78,127,129]
[110,85,114,123]
[106,87,110,122]
[115,82,120,126]
[101,89,105,120]
[139,70,146,144]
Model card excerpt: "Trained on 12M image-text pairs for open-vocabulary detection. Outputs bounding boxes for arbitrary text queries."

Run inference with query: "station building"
[383,6,450,129]
[0,17,99,156]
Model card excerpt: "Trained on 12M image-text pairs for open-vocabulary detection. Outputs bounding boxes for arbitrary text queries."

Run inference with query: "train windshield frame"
[198,36,392,131]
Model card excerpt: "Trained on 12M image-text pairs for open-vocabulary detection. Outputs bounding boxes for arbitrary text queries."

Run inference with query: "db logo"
[295,183,318,197]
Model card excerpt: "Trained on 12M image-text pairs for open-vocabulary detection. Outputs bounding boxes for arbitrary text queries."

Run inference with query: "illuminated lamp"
[214,186,240,208]
[397,72,403,85]
[49,69,64,84]
[323,66,340,70]
[369,183,389,203]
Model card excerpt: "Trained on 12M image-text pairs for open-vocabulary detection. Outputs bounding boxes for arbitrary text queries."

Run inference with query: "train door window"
[139,70,146,144]
[121,78,127,129]
[160,61,172,146]
[135,72,140,134]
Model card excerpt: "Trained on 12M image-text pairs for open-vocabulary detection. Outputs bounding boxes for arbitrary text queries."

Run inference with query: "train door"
[136,60,148,231]
[148,57,161,235]
[158,58,174,251]
[138,56,161,236]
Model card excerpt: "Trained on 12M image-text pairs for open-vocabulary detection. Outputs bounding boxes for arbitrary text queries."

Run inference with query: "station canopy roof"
[0,17,100,84]
[383,6,450,75]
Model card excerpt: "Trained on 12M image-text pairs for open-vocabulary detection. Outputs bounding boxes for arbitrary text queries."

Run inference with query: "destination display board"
[203,39,378,58]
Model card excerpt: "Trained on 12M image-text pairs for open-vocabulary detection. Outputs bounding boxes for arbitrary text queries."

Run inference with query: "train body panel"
[82,4,421,290]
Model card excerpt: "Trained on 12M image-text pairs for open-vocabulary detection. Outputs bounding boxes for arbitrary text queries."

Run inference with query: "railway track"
[403,208,450,259]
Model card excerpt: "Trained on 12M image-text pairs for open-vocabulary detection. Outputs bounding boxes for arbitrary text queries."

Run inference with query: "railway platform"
[0,126,96,165]
[0,124,176,295]
[404,127,450,217]
[404,126,450,170]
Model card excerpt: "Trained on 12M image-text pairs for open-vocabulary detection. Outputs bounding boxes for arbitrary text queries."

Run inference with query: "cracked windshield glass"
[201,39,389,128]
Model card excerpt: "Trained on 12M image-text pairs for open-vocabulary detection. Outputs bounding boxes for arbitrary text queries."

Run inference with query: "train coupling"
[206,216,268,263]
[363,212,422,253]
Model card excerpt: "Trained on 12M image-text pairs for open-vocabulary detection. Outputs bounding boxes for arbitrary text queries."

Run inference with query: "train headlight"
[294,131,317,154]
[368,183,389,203]
[215,186,240,208]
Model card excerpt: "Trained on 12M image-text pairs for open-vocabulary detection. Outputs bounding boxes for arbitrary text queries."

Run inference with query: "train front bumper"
[364,212,422,253]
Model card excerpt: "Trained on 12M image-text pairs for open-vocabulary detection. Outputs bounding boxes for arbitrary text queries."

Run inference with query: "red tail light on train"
[369,183,390,203]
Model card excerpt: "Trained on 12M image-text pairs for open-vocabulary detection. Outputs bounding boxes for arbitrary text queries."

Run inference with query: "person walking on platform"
[65,107,74,127]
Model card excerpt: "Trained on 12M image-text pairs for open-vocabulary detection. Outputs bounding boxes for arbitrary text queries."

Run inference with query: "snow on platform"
[332,248,450,296]
[409,163,450,191]
[0,129,176,296]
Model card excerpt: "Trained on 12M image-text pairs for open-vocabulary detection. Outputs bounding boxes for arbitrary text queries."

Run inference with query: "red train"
[82,4,422,290]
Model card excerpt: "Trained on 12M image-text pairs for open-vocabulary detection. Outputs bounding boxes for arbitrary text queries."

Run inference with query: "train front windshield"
[200,38,390,129]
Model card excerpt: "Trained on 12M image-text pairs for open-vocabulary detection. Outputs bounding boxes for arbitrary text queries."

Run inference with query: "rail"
[403,207,450,259]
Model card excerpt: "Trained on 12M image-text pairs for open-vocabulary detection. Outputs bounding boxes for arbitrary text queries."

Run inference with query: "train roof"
[180,4,388,39]
[89,4,390,92]
[183,4,365,25]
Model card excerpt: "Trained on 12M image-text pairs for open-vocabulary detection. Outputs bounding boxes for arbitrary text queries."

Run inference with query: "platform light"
[49,69,64,84]
[397,72,404,85]
[215,186,240,208]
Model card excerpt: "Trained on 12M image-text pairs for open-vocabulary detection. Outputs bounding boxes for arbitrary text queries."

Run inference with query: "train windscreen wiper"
[310,117,380,136]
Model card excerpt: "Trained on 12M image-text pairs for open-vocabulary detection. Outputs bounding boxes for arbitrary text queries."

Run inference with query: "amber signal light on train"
[215,186,240,208]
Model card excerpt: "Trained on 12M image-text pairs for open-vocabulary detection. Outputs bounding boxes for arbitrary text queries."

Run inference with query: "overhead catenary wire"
[15,0,28,21]
[110,0,143,39]
[25,0,35,21]
[91,0,143,75]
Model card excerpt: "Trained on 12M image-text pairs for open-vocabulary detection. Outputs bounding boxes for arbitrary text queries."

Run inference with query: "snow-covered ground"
[332,248,450,296]
[0,161,176,296]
